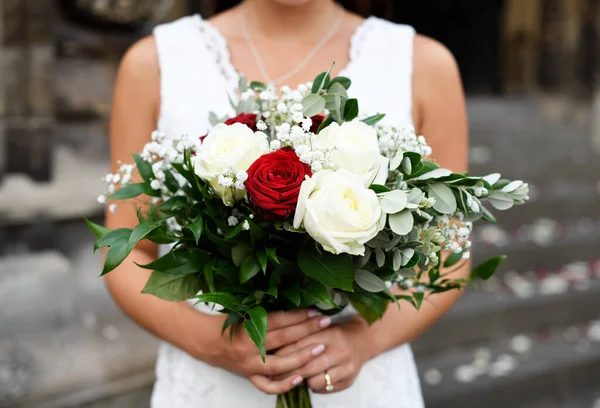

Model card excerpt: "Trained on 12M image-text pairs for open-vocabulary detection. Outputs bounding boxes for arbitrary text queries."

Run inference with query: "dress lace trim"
[191,14,379,90]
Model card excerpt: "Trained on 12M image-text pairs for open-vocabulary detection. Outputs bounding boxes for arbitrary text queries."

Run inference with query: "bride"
[106,0,468,406]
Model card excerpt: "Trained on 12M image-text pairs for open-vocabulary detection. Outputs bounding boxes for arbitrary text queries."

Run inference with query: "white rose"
[315,121,389,186]
[193,123,269,206]
[293,169,386,256]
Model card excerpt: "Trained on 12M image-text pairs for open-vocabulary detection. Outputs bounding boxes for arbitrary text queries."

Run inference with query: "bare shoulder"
[413,34,461,84]
[411,34,465,130]
[117,35,160,85]
[113,35,160,121]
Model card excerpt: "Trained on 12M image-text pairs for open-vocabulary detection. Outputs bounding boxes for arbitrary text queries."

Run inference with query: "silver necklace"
[240,4,345,86]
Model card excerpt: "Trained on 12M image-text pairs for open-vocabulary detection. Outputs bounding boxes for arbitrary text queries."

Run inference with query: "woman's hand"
[198,309,333,395]
[273,317,372,393]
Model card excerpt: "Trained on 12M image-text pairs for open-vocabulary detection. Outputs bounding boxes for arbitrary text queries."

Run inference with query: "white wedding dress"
[150,14,424,408]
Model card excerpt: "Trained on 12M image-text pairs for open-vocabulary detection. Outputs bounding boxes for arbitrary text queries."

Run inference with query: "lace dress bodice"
[151,14,424,408]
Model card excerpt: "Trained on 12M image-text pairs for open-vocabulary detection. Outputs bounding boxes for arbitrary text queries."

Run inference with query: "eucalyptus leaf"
[328,82,348,99]
[488,191,514,210]
[328,76,352,90]
[401,248,415,266]
[381,190,408,214]
[142,271,201,302]
[311,71,331,94]
[361,114,385,126]
[375,248,385,268]
[354,269,388,293]
[302,94,326,117]
[370,184,391,194]
[401,157,412,175]
[393,249,402,271]
[481,205,498,223]
[428,183,457,214]
[389,210,414,236]
[410,168,453,182]
[482,173,501,185]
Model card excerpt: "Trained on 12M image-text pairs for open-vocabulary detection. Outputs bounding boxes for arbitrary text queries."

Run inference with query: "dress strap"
[344,17,416,125]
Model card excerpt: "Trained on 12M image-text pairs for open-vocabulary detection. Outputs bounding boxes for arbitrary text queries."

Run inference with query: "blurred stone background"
[0,0,599,407]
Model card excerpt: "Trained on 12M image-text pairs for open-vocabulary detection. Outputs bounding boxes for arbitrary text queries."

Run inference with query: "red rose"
[200,113,259,143]
[310,114,325,134]
[245,148,312,220]
[225,113,258,131]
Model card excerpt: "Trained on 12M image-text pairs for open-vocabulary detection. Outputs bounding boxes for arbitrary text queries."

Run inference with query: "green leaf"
[142,271,200,301]
[470,256,506,281]
[266,247,280,264]
[137,249,207,275]
[348,292,389,324]
[133,154,153,183]
[85,217,111,239]
[298,248,355,291]
[413,292,425,309]
[257,250,268,274]
[94,228,132,252]
[203,261,216,293]
[361,113,385,126]
[389,210,414,236]
[249,81,267,91]
[194,292,244,312]
[163,171,181,193]
[128,222,161,252]
[232,243,252,267]
[369,184,391,194]
[406,160,439,179]
[354,269,388,293]
[185,217,204,245]
[301,281,338,308]
[404,252,420,269]
[316,114,334,133]
[248,219,265,246]
[244,306,268,361]
[380,190,408,214]
[343,98,359,121]
[427,183,457,214]
[311,70,332,94]
[283,285,302,306]
[101,237,131,276]
[222,313,242,339]
[109,182,160,200]
[444,251,464,268]
[240,256,261,284]
[328,76,352,90]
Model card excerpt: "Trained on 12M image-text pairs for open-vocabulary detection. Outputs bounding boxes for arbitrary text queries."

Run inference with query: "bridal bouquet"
[87,67,529,407]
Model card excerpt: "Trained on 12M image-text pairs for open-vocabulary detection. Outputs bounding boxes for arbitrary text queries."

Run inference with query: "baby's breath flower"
[108,203,118,213]
[270,140,282,151]
[97,195,106,204]
[256,120,267,131]
[150,179,161,190]
[228,216,239,227]
[217,175,234,188]
[242,220,250,231]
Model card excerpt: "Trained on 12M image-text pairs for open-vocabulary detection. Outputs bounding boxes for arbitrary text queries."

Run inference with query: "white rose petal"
[293,170,385,256]
[193,123,269,206]
[315,121,389,186]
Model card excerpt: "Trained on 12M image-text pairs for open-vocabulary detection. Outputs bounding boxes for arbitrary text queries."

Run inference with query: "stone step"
[2,322,158,407]
[413,276,600,358]
[0,251,77,335]
[416,319,600,408]
[473,227,600,272]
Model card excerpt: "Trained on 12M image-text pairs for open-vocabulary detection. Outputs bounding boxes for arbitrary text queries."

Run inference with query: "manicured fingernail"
[308,310,321,318]
[312,344,326,356]
[292,376,303,386]
[319,317,332,328]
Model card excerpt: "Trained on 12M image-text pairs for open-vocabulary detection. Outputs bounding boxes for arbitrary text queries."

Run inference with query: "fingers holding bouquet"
[272,319,371,394]
[208,309,333,395]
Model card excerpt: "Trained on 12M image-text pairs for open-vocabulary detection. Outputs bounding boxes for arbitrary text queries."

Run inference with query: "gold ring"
[324,372,334,392]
